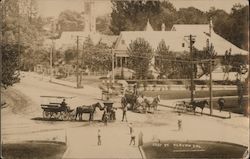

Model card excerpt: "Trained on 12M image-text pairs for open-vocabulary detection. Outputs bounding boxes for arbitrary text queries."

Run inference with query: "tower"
[84,0,96,32]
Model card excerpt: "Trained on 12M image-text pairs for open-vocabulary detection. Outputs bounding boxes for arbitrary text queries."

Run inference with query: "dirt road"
[2,72,249,158]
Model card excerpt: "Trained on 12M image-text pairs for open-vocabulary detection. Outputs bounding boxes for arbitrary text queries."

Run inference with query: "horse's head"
[94,102,103,110]
[204,100,209,106]
[155,95,160,103]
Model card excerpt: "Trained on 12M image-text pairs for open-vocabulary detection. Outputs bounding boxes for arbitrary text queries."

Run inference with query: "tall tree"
[57,10,85,31]
[2,44,21,88]
[128,38,153,79]
[155,40,174,78]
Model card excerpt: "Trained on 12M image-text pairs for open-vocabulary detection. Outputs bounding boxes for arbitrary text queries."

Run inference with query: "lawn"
[2,141,67,159]
[142,90,238,100]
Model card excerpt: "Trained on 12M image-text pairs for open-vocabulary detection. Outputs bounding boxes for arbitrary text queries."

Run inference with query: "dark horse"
[190,100,209,115]
[121,93,138,110]
[75,102,103,121]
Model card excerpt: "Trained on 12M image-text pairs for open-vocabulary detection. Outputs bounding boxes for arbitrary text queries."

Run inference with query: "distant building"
[114,20,248,79]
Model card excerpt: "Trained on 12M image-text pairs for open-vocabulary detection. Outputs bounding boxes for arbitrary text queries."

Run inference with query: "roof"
[54,32,118,50]
[99,35,118,47]
[115,24,248,56]
[115,31,207,53]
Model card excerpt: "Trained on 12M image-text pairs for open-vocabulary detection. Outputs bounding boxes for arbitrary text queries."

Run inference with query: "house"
[114,20,248,79]
[53,32,118,51]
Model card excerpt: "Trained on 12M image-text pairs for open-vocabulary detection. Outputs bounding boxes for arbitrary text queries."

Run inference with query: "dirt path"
[2,72,249,158]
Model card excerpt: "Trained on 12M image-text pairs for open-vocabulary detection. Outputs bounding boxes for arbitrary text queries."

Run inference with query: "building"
[114,20,248,79]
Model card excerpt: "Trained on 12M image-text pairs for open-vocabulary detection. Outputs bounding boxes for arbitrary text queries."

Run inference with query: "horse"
[190,100,209,115]
[121,93,138,110]
[144,95,161,111]
[75,102,103,121]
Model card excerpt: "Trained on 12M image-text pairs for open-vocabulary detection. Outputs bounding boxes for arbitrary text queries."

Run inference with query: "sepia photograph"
[0,0,249,158]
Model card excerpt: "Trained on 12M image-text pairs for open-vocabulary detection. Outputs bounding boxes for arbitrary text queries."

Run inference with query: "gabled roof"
[115,24,248,56]
[115,31,208,53]
[54,31,118,50]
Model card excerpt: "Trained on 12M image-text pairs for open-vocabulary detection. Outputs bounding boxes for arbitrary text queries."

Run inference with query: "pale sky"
[37,0,249,18]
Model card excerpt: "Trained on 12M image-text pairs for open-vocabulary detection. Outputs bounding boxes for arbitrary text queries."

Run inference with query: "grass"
[142,90,238,100]
[2,141,67,159]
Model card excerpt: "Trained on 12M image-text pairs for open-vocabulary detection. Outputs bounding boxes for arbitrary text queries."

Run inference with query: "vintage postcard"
[1,0,249,158]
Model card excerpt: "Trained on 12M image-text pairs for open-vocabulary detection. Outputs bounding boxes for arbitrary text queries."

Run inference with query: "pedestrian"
[217,97,225,112]
[129,130,136,145]
[97,129,101,146]
[122,104,128,122]
[177,112,182,131]
[128,123,133,134]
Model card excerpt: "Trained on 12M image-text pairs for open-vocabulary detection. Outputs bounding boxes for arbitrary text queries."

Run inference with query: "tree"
[194,42,217,77]
[2,44,21,88]
[128,38,153,79]
[155,40,174,78]
[57,10,84,32]
[96,14,112,34]
[110,0,161,34]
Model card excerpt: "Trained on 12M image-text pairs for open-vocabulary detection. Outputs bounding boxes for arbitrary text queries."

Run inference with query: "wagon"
[175,101,193,112]
[40,96,75,120]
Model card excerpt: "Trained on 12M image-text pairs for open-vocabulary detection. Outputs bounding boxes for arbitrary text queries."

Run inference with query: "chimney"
[209,18,213,37]
[161,23,166,31]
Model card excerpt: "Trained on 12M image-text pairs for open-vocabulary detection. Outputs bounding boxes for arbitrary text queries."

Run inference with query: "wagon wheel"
[43,110,51,119]
[52,112,60,119]
[60,111,69,120]
[69,111,75,120]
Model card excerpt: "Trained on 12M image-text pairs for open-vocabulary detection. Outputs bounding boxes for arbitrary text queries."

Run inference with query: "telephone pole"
[185,34,196,103]
[76,36,80,88]
[111,48,115,83]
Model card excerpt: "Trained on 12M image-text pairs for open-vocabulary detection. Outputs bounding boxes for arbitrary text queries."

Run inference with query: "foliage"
[1,0,45,72]
[155,40,174,78]
[110,0,161,34]
[78,37,112,72]
[127,38,153,79]
[110,1,249,50]
[57,10,84,31]
[194,43,217,76]
[2,44,21,88]
[96,14,112,34]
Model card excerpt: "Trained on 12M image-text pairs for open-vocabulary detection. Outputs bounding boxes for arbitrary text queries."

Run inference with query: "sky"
[37,0,249,18]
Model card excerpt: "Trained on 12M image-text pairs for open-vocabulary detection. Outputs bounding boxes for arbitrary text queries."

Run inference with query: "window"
[182,43,185,47]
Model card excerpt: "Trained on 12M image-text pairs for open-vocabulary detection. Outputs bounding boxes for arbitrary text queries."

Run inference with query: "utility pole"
[209,53,213,115]
[76,36,80,88]
[50,40,54,82]
[185,34,196,103]
[111,48,114,83]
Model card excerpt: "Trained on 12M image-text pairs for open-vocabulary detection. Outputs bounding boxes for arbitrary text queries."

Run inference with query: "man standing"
[217,97,225,112]
[97,129,101,146]
[177,112,182,131]
[122,104,128,122]
[129,130,136,145]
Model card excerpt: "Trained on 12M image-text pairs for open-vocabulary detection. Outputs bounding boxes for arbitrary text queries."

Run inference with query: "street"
[2,72,249,158]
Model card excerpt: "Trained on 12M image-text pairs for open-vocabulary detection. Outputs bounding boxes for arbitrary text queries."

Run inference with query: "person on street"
[217,97,225,112]
[177,112,182,131]
[122,103,128,122]
[97,129,101,146]
[129,130,136,145]
[128,123,133,134]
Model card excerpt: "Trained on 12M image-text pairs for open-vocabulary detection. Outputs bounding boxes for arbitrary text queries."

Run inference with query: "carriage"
[40,96,75,120]
[175,100,208,114]
[175,101,193,113]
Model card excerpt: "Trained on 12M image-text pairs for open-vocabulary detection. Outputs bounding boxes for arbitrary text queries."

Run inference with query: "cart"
[40,96,75,120]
